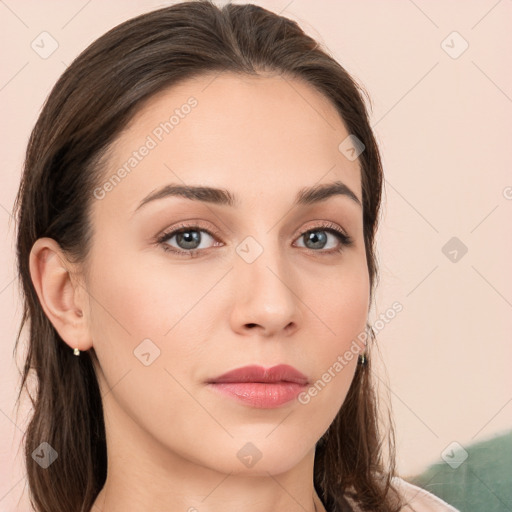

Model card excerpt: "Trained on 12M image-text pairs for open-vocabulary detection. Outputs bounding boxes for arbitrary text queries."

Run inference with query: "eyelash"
[155,221,354,258]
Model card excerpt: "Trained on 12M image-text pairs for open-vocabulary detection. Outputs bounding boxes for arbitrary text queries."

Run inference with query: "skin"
[30,72,369,512]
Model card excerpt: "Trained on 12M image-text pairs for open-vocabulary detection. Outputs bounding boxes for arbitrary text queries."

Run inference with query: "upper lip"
[206,364,309,385]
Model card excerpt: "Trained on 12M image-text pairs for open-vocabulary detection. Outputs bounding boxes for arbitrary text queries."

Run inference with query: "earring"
[358,352,367,366]
[73,348,80,356]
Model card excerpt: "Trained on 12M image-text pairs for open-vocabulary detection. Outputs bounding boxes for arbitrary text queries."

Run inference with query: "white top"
[341,477,460,511]
[392,477,460,511]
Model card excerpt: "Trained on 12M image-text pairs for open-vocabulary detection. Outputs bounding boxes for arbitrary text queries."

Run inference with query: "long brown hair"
[13,2,402,511]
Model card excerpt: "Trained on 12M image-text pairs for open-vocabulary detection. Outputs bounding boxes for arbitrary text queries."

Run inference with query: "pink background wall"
[1,1,511,510]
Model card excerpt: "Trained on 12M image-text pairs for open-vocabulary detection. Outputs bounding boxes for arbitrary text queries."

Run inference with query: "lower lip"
[207,382,307,408]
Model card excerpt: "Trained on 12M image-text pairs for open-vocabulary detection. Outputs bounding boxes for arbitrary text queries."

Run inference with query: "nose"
[229,239,303,338]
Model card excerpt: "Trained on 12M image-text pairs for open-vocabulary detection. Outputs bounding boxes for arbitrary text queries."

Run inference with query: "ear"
[29,237,92,353]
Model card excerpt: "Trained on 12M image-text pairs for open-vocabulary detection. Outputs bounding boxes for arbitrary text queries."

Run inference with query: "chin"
[199,435,314,477]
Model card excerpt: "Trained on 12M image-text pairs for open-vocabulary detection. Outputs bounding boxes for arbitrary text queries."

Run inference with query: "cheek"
[85,242,224,387]
[307,252,370,345]
[87,244,210,335]
[85,248,219,446]
[299,257,369,415]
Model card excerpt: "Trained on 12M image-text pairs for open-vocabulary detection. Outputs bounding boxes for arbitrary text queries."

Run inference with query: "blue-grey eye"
[164,229,215,251]
[297,229,342,251]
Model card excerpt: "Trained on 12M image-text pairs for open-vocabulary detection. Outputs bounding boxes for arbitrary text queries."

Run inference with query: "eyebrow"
[134,179,362,213]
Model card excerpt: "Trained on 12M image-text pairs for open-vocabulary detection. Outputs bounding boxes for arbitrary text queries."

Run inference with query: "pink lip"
[206,364,309,409]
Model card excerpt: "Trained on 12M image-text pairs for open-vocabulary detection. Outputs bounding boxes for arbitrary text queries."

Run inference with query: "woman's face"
[84,72,369,476]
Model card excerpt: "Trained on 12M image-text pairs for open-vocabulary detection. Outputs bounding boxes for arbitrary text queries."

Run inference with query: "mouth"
[205,364,310,409]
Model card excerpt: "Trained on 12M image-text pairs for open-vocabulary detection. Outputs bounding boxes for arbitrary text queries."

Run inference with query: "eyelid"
[292,220,350,241]
[156,221,222,242]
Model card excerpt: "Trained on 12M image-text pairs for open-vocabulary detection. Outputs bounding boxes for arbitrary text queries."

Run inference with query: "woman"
[13,1,459,511]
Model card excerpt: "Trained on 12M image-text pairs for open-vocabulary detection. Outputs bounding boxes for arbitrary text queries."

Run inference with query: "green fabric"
[408,430,512,512]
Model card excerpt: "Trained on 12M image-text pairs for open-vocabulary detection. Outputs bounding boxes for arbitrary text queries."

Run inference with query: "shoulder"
[391,477,460,512]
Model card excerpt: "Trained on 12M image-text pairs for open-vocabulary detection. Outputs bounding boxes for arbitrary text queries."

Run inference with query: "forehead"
[95,72,362,215]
